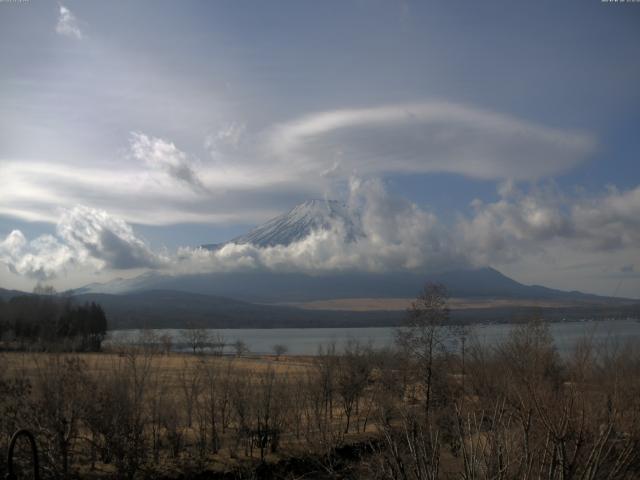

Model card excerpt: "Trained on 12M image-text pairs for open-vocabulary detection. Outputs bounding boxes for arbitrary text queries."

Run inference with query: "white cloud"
[0,131,292,226]
[56,5,83,40]
[571,185,640,250]
[1,180,639,298]
[0,206,163,280]
[0,230,27,258]
[172,181,640,280]
[205,122,246,158]
[0,230,74,280]
[174,178,469,275]
[57,206,162,270]
[457,184,640,265]
[0,101,597,228]
[167,177,640,284]
[130,132,207,192]
[266,102,595,181]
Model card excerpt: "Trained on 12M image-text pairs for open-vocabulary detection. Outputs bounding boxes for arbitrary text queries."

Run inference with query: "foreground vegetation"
[1,286,639,479]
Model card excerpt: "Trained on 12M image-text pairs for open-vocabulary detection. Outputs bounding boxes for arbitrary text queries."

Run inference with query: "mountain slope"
[72,289,640,329]
[0,287,31,301]
[4,285,636,330]
[76,199,633,306]
[72,290,400,329]
[202,199,362,250]
[75,267,627,304]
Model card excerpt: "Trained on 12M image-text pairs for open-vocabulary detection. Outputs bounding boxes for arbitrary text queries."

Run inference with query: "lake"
[106,318,640,355]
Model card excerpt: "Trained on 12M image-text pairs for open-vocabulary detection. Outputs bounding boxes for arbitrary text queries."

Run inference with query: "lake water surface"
[107,318,640,355]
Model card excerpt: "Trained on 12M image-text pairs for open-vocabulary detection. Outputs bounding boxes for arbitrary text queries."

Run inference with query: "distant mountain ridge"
[73,267,629,304]
[2,286,637,330]
[0,288,30,301]
[71,289,400,329]
[72,198,635,304]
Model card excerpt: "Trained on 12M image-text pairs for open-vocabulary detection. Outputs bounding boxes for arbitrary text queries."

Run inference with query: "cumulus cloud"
[457,184,640,265]
[571,185,640,250]
[56,5,83,40]
[0,230,74,280]
[57,206,161,269]
[174,178,469,275]
[0,206,162,280]
[2,180,639,289]
[3,183,462,281]
[174,181,639,279]
[266,102,595,181]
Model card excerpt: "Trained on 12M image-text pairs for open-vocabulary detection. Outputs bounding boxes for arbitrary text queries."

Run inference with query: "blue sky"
[1,0,639,297]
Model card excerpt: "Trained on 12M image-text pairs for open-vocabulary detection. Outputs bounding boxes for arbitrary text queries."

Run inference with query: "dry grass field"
[1,350,315,379]
[2,318,640,479]
[284,297,580,311]
[0,347,382,478]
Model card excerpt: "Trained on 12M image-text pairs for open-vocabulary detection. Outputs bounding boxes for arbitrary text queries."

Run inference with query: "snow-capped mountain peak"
[203,199,362,249]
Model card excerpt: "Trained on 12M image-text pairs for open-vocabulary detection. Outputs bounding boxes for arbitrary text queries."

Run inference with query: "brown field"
[282,296,579,311]
[1,319,639,479]
[1,350,315,378]
[0,348,381,478]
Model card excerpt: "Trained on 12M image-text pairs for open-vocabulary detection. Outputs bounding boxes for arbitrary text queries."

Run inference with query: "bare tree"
[30,355,87,477]
[159,333,173,355]
[137,328,160,355]
[272,344,288,360]
[81,350,152,479]
[396,283,450,421]
[307,342,344,453]
[210,331,226,356]
[197,357,230,454]
[337,340,372,433]
[232,339,249,357]
[252,369,289,460]
[145,359,169,464]
[181,324,211,354]
[178,358,201,428]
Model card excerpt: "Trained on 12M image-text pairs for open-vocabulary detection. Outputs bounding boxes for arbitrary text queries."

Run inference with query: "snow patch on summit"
[203,199,363,250]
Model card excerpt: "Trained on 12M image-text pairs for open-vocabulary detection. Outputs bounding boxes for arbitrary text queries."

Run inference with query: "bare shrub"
[29,354,88,477]
[337,340,372,433]
[83,350,152,478]
[178,357,201,428]
[196,357,235,454]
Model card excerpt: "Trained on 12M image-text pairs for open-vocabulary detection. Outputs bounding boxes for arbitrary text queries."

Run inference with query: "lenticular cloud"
[266,102,595,181]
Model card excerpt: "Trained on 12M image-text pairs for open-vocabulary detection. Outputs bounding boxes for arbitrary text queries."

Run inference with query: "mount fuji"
[202,199,363,250]
[61,199,639,328]
[76,199,628,304]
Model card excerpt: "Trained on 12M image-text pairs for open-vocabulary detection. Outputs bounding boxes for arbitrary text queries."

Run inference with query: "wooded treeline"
[0,294,107,351]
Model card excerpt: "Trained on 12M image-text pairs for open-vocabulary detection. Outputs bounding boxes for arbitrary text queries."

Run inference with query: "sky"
[1,0,639,297]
